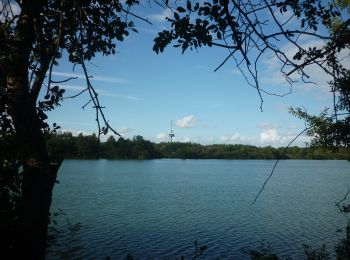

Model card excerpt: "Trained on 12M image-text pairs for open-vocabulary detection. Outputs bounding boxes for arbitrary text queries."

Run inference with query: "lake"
[48,159,350,259]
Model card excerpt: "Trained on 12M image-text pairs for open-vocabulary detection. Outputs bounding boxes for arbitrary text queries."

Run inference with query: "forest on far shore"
[46,132,350,160]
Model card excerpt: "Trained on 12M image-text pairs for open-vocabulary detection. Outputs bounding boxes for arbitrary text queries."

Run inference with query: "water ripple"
[48,160,350,259]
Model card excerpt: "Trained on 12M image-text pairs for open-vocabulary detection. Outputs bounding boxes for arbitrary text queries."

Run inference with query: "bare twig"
[121,7,152,25]
[336,188,350,213]
[252,126,312,204]
[64,87,88,99]
[192,240,207,260]
[51,77,78,84]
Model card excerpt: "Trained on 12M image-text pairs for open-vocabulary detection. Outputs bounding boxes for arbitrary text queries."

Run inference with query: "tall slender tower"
[169,120,175,142]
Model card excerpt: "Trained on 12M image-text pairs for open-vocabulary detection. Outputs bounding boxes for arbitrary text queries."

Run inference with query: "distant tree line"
[46,132,350,160]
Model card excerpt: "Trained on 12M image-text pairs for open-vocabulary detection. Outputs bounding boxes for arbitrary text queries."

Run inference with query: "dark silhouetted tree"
[0,0,145,258]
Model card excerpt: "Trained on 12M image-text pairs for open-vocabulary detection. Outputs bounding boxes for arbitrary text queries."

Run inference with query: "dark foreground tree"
[0,0,144,258]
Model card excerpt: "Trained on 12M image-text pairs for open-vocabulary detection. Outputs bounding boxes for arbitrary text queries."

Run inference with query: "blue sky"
[46,2,340,147]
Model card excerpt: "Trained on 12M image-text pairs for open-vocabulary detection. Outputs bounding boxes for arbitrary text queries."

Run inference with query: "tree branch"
[252,126,311,204]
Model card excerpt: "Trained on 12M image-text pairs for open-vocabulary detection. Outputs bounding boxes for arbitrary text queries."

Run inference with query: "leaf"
[177,7,186,13]
[182,42,189,54]
[187,0,192,11]
[194,2,199,11]
[174,12,180,20]
[152,44,160,54]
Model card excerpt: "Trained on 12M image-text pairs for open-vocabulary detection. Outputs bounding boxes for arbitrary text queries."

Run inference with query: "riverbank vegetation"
[46,132,350,160]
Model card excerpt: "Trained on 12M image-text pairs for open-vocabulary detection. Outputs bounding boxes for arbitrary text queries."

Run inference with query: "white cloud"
[220,132,240,142]
[259,38,339,100]
[51,72,131,84]
[59,129,92,136]
[219,132,254,144]
[59,85,86,91]
[259,128,310,147]
[155,132,169,142]
[272,9,297,26]
[148,8,173,23]
[118,127,132,135]
[178,136,191,143]
[155,132,192,143]
[219,135,230,142]
[176,115,196,128]
[153,128,310,147]
[261,71,294,87]
[217,123,310,147]
[260,129,279,143]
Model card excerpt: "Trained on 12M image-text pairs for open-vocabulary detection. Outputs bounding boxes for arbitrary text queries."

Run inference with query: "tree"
[102,135,118,158]
[290,0,350,148]
[131,135,157,159]
[0,0,143,258]
[75,133,99,158]
[46,131,76,159]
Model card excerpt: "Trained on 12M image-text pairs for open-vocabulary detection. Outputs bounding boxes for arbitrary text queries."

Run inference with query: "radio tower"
[169,120,175,142]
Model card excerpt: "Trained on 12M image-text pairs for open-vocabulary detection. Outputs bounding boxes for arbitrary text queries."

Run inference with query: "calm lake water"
[48,159,350,259]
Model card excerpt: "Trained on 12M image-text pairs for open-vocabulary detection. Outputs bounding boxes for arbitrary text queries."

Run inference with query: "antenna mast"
[169,120,175,142]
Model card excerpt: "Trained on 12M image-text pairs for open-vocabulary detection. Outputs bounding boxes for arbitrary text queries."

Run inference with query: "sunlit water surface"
[48,159,350,259]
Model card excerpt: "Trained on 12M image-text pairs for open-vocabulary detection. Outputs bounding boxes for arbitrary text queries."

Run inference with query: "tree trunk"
[4,1,59,258]
[16,161,61,259]
[6,79,61,259]
[6,80,62,259]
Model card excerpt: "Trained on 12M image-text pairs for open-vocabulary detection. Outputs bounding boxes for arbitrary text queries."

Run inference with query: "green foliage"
[243,241,279,260]
[48,218,83,260]
[1,0,141,137]
[335,222,350,259]
[304,244,330,260]
[302,189,350,260]
[335,0,350,14]
[46,132,350,160]
[153,0,339,54]
[289,0,350,149]
[76,133,99,159]
[290,107,350,148]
